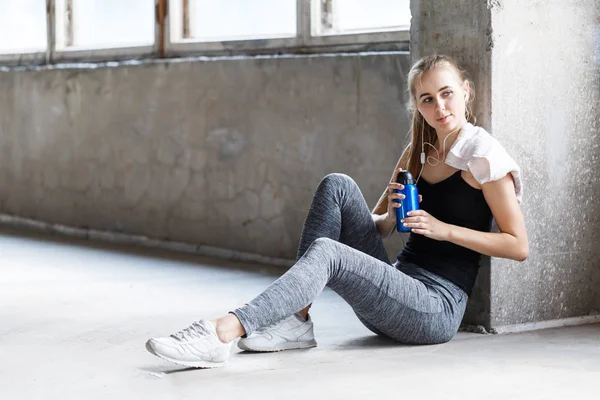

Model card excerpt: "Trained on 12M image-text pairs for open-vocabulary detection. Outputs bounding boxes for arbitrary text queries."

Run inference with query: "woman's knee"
[319,173,358,192]
[304,237,345,264]
[310,237,339,251]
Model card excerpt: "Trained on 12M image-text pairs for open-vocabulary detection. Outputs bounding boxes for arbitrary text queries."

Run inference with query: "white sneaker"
[237,313,317,352]
[145,319,232,368]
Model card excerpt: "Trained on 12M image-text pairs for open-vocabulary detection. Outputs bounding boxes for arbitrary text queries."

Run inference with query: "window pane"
[71,0,154,49]
[188,0,296,41]
[0,0,47,54]
[336,0,410,32]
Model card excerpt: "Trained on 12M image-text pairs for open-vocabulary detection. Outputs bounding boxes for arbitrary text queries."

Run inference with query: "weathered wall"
[489,0,600,327]
[0,54,412,261]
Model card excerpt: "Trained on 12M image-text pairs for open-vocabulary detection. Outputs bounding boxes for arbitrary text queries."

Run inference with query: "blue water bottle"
[394,171,420,233]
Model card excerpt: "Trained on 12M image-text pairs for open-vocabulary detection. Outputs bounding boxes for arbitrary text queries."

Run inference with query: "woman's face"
[414,66,469,136]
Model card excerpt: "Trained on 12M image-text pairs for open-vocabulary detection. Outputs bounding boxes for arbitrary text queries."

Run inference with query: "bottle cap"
[396,171,416,185]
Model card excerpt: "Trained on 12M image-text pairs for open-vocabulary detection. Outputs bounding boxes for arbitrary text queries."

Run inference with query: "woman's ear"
[463,81,471,101]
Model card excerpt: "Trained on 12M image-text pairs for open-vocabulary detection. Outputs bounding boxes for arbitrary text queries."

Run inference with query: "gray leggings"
[233,174,467,345]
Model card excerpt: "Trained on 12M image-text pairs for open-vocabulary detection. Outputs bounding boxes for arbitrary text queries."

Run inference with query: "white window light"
[314,0,410,36]
[0,0,48,65]
[0,0,410,65]
[53,0,157,62]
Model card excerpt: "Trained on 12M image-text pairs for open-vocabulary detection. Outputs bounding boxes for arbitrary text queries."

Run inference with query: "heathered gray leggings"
[233,173,468,345]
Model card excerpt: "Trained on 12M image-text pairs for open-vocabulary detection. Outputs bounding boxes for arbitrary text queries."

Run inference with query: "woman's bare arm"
[403,174,529,261]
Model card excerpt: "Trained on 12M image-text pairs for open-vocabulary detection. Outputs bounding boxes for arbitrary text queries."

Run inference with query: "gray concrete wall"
[489,1,600,327]
[412,0,600,330]
[0,54,411,261]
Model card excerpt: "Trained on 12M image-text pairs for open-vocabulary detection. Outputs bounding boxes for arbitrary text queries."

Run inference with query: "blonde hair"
[404,55,476,179]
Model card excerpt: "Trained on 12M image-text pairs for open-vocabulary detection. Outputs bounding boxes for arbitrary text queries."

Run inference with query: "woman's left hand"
[402,210,452,241]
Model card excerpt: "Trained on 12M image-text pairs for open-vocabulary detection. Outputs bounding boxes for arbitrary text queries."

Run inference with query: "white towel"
[445,122,523,203]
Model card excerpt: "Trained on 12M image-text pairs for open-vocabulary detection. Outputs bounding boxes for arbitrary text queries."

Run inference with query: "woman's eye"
[444,91,453,96]
[423,97,432,103]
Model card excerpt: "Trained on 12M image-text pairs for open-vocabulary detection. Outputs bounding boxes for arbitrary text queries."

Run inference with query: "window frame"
[0,0,409,66]
[164,0,409,57]
[51,0,160,62]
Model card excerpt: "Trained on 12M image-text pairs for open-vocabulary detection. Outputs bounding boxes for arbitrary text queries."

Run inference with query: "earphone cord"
[415,124,463,184]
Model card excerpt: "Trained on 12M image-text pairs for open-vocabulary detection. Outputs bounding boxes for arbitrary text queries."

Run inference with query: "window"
[0,0,410,66]
[53,0,156,61]
[174,0,297,42]
[167,0,409,56]
[67,0,154,49]
[0,0,47,54]
[315,0,410,35]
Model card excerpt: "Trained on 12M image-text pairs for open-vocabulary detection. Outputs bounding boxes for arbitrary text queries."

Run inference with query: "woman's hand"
[386,168,423,224]
[402,209,451,241]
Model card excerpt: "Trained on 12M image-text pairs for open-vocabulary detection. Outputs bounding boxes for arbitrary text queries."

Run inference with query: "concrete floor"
[1,229,599,400]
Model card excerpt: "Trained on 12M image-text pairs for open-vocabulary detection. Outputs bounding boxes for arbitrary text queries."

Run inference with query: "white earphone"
[415,123,462,184]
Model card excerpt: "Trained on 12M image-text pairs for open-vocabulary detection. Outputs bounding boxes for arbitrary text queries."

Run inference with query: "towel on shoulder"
[446,122,523,203]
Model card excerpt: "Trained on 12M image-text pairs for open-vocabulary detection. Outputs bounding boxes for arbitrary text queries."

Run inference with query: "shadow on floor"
[333,335,412,349]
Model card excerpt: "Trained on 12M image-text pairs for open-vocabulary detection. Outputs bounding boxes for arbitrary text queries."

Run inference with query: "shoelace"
[171,321,207,341]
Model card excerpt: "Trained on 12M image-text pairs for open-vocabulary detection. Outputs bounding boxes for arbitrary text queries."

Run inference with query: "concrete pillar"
[411,0,600,331]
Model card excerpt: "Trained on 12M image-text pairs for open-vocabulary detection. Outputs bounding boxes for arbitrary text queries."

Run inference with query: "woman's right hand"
[385,168,423,224]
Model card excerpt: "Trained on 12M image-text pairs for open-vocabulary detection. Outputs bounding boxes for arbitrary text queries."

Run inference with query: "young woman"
[145,55,528,368]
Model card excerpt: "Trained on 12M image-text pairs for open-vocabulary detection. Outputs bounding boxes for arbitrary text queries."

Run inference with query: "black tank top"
[397,170,493,295]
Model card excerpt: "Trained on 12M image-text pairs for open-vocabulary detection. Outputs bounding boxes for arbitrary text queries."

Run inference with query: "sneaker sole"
[145,340,227,369]
[237,339,317,353]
